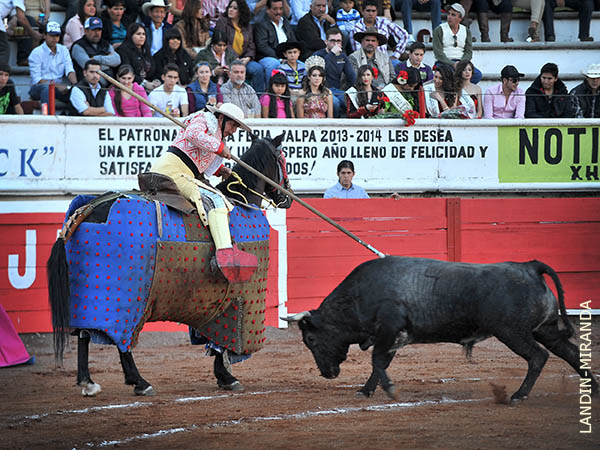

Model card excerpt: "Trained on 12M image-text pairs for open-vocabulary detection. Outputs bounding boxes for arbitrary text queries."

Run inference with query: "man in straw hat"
[148,103,259,283]
[141,0,173,55]
[570,63,600,118]
[349,27,394,89]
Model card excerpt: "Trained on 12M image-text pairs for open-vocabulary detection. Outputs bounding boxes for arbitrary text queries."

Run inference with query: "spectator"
[296,63,333,118]
[71,17,121,81]
[313,27,357,118]
[187,61,222,112]
[201,0,230,29]
[174,0,211,60]
[296,0,335,59]
[152,28,194,85]
[148,62,189,116]
[389,66,423,115]
[195,29,238,85]
[117,23,157,90]
[336,0,360,52]
[395,41,433,84]
[109,64,153,117]
[470,0,513,43]
[400,0,442,41]
[483,64,525,119]
[289,0,310,26]
[510,0,545,42]
[276,41,305,101]
[350,0,409,72]
[70,59,115,115]
[254,0,296,84]
[248,0,290,24]
[52,0,78,27]
[63,0,96,50]
[28,21,77,106]
[345,64,386,118]
[570,63,600,118]
[424,63,475,118]
[220,59,261,117]
[0,62,24,114]
[432,3,481,84]
[0,0,42,65]
[260,70,295,117]
[100,0,131,49]
[143,0,173,56]
[349,27,395,90]
[542,0,594,42]
[324,160,369,199]
[454,60,482,118]
[525,62,573,118]
[214,0,265,94]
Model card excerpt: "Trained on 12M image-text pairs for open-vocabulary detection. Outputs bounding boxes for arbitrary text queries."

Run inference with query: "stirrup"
[215,245,258,283]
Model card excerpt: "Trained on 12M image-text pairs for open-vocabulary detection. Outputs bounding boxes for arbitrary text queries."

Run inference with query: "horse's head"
[218,133,293,209]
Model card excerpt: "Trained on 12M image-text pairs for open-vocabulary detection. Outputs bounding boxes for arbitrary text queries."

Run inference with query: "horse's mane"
[228,138,276,189]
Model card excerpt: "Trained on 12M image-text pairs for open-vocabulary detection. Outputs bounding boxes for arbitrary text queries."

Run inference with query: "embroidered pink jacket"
[171,111,225,176]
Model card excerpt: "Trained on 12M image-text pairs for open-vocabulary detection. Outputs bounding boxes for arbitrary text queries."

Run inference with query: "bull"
[285,257,598,404]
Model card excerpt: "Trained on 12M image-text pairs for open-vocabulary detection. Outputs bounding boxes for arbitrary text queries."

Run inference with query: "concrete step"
[399,11,600,43]
[421,41,600,80]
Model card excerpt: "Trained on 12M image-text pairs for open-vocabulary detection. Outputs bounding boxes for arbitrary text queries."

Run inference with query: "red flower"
[402,110,419,127]
[381,95,390,102]
[397,70,408,85]
[371,67,379,79]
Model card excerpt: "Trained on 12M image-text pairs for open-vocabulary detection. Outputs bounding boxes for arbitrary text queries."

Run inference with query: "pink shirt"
[109,83,153,117]
[260,94,288,118]
[483,83,525,119]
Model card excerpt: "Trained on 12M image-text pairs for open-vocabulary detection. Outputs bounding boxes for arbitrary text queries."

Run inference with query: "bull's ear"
[272,132,285,149]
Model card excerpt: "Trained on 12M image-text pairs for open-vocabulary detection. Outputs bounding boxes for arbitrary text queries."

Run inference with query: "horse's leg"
[118,351,154,396]
[213,351,244,391]
[77,331,102,396]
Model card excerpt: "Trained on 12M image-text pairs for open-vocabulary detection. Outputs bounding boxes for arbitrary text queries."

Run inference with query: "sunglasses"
[510,77,520,83]
[453,35,458,47]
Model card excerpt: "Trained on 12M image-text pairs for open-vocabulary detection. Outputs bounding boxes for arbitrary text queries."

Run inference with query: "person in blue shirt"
[324,160,370,199]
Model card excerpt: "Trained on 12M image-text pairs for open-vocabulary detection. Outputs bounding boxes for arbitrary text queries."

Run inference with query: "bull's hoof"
[509,395,527,406]
[81,382,102,397]
[355,389,374,398]
[218,380,244,391]
[134,385,155,396]
[384,385,397,401]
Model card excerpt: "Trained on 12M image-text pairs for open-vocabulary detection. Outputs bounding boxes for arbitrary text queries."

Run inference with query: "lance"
[97,70,386,259]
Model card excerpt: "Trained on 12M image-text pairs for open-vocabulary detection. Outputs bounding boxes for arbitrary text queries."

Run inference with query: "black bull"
[286,256,599,403]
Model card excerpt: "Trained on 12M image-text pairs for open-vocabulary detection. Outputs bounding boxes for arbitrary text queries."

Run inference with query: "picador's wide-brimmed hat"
[275,41,305,59]
[353,27,387,46]
[207,103,252,132]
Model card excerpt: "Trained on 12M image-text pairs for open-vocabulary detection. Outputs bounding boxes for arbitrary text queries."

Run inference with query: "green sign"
[498,126,599,182]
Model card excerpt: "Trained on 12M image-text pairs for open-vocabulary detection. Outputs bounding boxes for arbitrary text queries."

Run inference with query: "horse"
[47,132,292,396]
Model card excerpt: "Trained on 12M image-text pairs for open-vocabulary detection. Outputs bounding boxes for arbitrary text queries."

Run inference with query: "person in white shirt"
[148,63,189,117]
[69,59,115,116]
[0,0,42,65]
[29,21,78,105]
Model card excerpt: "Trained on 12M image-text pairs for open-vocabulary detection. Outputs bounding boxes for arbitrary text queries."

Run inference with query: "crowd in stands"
[0,0,598,118]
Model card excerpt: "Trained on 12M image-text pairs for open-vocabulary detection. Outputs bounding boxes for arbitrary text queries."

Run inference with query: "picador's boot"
[477,12,490,42]
[208,209,258,283]
[500,12,513,42]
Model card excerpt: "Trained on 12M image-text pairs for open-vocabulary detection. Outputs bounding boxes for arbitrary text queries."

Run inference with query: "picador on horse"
[47,103,293,396]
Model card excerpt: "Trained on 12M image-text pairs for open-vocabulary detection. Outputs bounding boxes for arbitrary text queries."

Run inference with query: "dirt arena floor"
[2,319,598,450]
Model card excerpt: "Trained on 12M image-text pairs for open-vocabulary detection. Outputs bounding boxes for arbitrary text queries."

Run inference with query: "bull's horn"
[281,311,311,322]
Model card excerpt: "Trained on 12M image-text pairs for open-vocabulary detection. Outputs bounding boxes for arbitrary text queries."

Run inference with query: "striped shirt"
[350,17,409,60]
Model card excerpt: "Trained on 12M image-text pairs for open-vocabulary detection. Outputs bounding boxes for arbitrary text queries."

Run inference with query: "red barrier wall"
[1,197,598,334]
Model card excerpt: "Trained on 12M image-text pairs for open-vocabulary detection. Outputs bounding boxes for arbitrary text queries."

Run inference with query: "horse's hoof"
[81,382,102,397]
[135,385,155,396]
[218,380,244,391]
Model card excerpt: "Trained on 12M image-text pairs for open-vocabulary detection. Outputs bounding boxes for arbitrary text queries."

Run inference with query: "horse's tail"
[47,237,71,364]
[532,260,574,339]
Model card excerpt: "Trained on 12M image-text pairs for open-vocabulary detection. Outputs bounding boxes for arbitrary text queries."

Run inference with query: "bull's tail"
[532,260,574,339]
[47,237,71,364]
